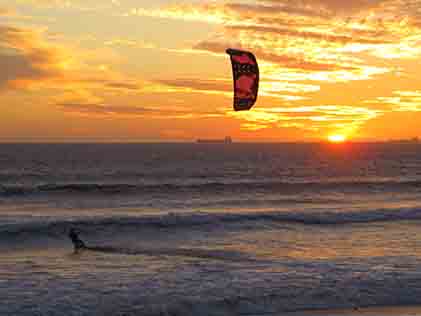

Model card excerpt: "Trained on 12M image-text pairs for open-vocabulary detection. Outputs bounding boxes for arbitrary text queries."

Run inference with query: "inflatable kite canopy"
[226,48,259,111]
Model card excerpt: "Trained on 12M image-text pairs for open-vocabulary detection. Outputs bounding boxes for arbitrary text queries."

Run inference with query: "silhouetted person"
[68,228,86,252]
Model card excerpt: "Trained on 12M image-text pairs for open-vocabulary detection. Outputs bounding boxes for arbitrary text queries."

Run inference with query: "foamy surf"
[284,305,421,316]
[3,250,421,316]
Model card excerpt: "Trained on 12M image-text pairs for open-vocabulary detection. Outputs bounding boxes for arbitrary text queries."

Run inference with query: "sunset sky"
[2,0,421,142]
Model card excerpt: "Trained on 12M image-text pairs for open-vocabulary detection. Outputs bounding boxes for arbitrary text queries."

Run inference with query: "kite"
[226,48,259,111]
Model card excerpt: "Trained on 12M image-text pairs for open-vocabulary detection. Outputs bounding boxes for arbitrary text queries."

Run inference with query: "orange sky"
[1,0,421,142]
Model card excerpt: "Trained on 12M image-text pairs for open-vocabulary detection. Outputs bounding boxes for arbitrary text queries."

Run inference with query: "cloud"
[13,0,118,11]
[58,102,225,119]
[0,25,63,89]
[0,8,15,16]
[125,2,329,23]
[229,105,381,132]
[0,23,151,111]
[260,81,320,94]
[368,90,421,112]
[125,5,227,24]
[59,103,163,116]
[155,77,319,101]
[156,78,231,93]
[103,81,141,91]
[193,41,354,72]
[73,78,143,91]
[0,54,51,87]
[262,0,389,14]
[131,0,403,95]
[133,1,421,62]
[104,38,156,49]
[225,3,330,19]
[225,24,392,45]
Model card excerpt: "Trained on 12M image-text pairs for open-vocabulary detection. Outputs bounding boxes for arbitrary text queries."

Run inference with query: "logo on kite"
[226,48,259,111]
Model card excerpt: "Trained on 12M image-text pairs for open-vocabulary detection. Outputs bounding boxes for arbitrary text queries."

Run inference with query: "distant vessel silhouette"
[196,136,233,144]
[388,137,419,144]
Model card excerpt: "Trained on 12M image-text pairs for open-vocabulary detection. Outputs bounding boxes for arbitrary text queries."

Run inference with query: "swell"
[2,207,421,242]
[2,178,421,196]
[82,246,256,262]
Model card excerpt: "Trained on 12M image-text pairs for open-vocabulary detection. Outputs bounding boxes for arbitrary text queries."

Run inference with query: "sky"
[1,0,421,142]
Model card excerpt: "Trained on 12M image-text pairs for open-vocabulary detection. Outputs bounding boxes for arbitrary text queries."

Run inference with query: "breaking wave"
[2,178,421,197]
[3,207,421,243]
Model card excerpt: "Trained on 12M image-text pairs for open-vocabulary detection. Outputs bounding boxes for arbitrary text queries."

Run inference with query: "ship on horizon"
[196,136,233,144]
[387,137,419,144]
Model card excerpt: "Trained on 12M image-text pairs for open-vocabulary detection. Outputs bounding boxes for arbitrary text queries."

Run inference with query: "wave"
[3,207,421,243]
[2,178,421,196]
[111,286,421,316]
[80,246,256,262]
[101,281,421,316]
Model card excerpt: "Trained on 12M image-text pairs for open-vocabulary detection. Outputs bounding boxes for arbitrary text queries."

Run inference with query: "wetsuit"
[69,229,86,251]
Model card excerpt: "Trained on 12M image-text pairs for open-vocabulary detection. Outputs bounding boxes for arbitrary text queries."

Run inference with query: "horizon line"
[0,140,418,144]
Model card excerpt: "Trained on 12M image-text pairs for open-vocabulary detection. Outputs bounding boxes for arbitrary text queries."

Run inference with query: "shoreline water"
[284,305,421,316]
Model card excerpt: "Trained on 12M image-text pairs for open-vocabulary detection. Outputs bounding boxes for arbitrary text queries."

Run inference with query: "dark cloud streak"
[226,24,392,45]
[261,0,389,14]
[0,25,61,89]
[193,41,355,72]
[58,102,224,118]
[157,78,231,92]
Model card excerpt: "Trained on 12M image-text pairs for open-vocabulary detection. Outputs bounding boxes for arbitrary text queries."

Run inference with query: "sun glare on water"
[328,134,347,143]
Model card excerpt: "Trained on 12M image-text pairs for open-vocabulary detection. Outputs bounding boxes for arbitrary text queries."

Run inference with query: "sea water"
[2,143,421,315]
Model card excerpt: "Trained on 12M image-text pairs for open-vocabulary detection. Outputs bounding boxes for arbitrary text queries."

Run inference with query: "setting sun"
[328,134,347,143]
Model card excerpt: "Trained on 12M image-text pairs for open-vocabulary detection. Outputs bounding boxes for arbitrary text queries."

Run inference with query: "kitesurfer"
[68,228,86,252]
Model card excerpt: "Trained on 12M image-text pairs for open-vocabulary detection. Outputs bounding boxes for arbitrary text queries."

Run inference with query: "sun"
[328,134,347,143]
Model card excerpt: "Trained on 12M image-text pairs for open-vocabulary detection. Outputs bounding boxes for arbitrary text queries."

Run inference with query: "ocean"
[2,143,421,316]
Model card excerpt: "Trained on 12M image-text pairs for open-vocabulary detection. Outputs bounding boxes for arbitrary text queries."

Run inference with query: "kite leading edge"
[226,48,259,111]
